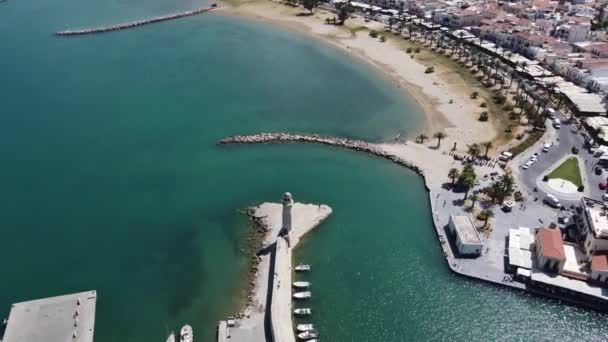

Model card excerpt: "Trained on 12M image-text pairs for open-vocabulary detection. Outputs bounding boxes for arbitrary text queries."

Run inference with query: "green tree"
[482,141,493,158]
[336,1,352,25]
[448,168,460,185]
[417,133,428,144]
[481,208,494,227]
[467,143,480,158]
[434,131,446,147]
[457,164,477,200]
[302,0,318,13]
[470,91,479,99]
[469,193,478,209]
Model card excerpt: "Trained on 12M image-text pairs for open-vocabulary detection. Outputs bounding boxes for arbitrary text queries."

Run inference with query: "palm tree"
[417,133,428,144]
[481,208,494,228]
[434,131,447,147]
[499,172,515,201]
[469,193,478,209]
[467,143,480,158]
[482,141,493,158]
[462,175,475,200]
[448,168,459,185]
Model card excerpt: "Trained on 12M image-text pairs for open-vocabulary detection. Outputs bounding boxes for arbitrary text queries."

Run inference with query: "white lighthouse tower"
[281,192,293,237]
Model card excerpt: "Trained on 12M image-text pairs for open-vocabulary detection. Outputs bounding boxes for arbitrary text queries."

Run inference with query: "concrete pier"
[1,290,97,342]
[55,5,217,36]
[218,197,331,342]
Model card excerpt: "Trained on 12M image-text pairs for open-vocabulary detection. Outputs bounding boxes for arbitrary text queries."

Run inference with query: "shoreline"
[218,133,608,314]
[213,0,500,149]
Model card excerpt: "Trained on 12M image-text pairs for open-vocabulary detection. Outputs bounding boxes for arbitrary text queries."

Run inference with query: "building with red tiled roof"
[535,228,566,273]
[591,253,608,283]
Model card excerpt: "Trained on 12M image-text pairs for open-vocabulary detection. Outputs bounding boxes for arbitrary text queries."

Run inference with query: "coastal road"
[514,115,604,208]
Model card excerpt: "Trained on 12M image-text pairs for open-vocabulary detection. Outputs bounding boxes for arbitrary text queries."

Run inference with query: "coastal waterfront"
[4,1,608,342]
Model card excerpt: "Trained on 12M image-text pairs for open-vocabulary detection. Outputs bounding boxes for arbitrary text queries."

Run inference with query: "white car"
[532,152,540,158]
[604,193,608,202]
[542,143,551,152]
[522,161,532,169]
[529,158,537,165]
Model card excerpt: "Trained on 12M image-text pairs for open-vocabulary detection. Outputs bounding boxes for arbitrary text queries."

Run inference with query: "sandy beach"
[216,0,500,150]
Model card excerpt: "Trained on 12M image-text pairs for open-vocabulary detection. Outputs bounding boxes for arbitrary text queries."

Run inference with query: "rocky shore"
[218,133,423,175]
[236,206,269,319]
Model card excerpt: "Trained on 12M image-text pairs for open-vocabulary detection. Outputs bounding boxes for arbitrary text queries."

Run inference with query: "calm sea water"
[1,0,607,341]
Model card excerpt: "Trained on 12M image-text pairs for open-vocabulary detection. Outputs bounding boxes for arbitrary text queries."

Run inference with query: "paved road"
[513,114,605,208]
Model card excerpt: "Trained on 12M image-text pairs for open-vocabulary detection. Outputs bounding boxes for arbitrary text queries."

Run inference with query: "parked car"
[553,118,561,129]
[544,195,561,208]
[572,147,579,154]
[603,193,608,202]
[542,143,551,152]
[532,152,540,158]
[596,167,604,176]
[600,182,607,190]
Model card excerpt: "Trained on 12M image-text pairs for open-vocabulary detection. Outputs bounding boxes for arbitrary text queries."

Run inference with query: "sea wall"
[218,133,423,175]
[55,5,217,36]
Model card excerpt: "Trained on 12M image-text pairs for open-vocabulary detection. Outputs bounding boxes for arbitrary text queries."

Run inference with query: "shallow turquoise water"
[1,0,608,341]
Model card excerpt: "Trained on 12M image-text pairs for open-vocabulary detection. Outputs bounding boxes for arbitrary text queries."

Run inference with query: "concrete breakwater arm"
[218,133,423,175]
[55,5,217,36]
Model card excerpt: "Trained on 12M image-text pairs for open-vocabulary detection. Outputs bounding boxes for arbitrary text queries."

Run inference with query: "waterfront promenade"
[218,200,331,342]
[55,5,217,36]
[218,133,544,291]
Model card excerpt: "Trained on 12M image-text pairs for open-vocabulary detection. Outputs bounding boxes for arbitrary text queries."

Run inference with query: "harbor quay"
[0,290,97,342]
[55,5,218,36]
[219,132,608,313]
[217,193,331,342]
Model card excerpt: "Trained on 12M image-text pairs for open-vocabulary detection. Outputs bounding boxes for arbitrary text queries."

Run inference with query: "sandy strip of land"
[215,0,498,148]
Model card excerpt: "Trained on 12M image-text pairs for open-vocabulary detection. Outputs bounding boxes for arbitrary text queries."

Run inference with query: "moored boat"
[180,325,193,342]
[295,264,311,272]
[297,329,319,340]
[296,323,315,332]
[292,281,310,289]
[293,308,312,316]
[166,332,175,342]
[293,291,311,299]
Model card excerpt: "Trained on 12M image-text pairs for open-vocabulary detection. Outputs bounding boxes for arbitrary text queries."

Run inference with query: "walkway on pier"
[219,202,331,342]
[55,5,217,36]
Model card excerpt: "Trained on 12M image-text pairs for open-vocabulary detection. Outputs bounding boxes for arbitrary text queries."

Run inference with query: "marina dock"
[55,5,217,36]
[1,290,97,342]
[218,195,331,342]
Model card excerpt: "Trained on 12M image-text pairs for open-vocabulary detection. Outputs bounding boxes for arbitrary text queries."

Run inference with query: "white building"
[448,215,482,257]
[577,198,608,260]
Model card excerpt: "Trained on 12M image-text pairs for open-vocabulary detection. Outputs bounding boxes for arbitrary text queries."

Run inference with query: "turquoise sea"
[1,0,608,341]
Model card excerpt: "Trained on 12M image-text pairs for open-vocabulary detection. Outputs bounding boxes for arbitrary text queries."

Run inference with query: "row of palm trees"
[416,131,446,147]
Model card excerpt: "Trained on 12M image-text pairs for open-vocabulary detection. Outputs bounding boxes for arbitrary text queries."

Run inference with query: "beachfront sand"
[215,0,499,150]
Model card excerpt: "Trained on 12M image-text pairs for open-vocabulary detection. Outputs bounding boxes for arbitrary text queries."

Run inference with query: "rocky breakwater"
[218,133,423,175]
[55,5,218,36]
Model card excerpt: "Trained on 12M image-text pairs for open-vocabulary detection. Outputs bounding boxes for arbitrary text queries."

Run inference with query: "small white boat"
[296,323,315,332]
[166,332,175,342]
[298,330,319,340]
[293,308,312,316]
[295,264,311,272]
[292,281,310,289]
[180,325,193,342]
[293,291,311,299]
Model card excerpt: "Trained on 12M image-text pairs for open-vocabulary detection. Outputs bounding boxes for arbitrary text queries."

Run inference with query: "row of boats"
[293,264,318,341]
[166,324,193,342]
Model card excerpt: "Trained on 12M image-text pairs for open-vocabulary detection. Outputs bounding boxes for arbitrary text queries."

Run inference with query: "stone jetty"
[55,5,217,36]
[218,133,423,175]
